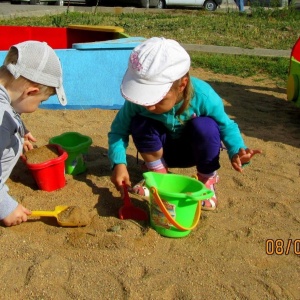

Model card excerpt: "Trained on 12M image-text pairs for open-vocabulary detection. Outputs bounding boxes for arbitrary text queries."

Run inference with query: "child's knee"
[190,116,219,137]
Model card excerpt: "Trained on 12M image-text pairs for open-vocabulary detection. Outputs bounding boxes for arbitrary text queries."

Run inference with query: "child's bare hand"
[110,164,131,195]
[231,148,262,172]
[1,204,31,227]
[23,132,37,152]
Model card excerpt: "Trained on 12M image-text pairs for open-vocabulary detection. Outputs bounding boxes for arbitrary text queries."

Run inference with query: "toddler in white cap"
[0,40,67,227]
[108,37,262,211]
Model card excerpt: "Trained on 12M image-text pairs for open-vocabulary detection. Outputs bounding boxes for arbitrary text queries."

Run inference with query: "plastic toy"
[287,37,300,107]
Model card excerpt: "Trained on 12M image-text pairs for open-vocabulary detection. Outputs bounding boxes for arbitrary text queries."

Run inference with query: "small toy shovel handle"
[122,181,132,206]
[30,206,69,218]
[31,211,57,217]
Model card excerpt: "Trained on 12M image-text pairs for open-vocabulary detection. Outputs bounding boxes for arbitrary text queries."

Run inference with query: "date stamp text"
[266,239,300,255]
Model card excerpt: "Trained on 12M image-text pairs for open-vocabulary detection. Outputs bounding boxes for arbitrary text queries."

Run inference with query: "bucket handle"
[187,174,214,201]
[150,187,201,231]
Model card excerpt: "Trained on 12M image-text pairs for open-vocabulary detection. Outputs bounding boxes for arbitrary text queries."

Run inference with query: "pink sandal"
[130,179,150,197]
[198,173,219,211]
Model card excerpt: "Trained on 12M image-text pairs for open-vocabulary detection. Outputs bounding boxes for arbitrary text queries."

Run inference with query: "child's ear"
[179,76,188,92]
[24,86,40,96]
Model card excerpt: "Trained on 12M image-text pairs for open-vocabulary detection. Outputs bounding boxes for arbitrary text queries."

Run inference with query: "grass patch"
[190,53,289,86]
[0,7,297,84]
[0,9,298,49]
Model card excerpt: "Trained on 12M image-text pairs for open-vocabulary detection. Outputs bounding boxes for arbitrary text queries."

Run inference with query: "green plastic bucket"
[143,172,214,238]
[49,132,92,175]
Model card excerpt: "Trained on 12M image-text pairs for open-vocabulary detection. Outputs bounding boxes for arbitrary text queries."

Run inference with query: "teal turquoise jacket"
[108,77,247,168]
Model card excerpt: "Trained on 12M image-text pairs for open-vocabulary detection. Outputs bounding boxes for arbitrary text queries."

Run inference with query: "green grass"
[1,9,298,49]
[191,52,289,86]
[0,7,298,85]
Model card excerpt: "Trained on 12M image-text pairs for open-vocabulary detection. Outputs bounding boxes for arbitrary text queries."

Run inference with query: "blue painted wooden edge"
[72,37,146,50]
[40,104,123,110]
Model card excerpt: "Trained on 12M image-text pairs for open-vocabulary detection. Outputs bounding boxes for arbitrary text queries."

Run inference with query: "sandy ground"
[0,68,300,299]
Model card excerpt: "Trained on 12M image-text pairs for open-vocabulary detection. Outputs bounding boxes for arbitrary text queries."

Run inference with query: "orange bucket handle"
[150,187,201,231]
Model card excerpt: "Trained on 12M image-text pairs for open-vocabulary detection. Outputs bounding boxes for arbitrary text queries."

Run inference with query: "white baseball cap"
[121,37,191,106]
[6,40,67,106]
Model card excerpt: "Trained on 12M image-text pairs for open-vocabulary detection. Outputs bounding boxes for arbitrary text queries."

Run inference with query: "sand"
[23,144,60,164]
[0,68,299,299]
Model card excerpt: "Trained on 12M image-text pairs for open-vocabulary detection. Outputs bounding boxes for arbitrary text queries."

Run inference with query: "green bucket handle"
[150,187,201,231]
[185,175,214,201]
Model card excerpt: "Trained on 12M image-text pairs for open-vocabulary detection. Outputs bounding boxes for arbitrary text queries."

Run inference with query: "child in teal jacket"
[108,37,261,210]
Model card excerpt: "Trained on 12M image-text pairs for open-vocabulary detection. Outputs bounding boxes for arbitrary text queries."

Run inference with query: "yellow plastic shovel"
[30,205,89,227]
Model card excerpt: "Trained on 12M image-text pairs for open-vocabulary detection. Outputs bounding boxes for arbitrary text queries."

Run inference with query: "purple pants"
[130,115,221,174]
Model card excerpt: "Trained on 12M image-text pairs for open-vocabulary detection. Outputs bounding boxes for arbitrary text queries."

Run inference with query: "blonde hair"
[0,46,55,97]
[171,72,194,116]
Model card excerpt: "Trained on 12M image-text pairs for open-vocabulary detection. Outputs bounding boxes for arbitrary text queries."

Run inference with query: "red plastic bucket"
[22,145,68,192]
